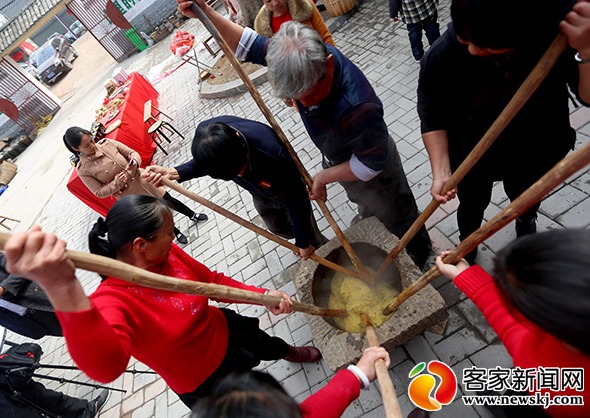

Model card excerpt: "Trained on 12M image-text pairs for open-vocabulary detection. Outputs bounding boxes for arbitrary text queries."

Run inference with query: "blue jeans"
[407,12,440,60]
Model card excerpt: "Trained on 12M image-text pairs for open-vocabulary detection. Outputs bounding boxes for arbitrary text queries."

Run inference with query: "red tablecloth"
[107,72,159,164]
[66,72,159,216]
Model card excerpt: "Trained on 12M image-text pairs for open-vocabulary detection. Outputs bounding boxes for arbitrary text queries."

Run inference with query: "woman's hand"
[265,290,294,315]
[125,157,137,171]
[115,171,129,185]
[5,226,77,290]
[141,170,164,187]
[435,250,470,280]
[355,346,390,383]
[4,226,91,312]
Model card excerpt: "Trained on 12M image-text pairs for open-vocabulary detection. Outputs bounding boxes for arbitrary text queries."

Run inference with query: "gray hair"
[266,21,328,99]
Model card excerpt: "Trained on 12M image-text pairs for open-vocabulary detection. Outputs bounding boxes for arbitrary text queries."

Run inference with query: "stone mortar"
[288,216,448,371]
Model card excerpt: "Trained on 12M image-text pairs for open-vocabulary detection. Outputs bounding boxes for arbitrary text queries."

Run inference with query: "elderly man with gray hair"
[177,0,432,268]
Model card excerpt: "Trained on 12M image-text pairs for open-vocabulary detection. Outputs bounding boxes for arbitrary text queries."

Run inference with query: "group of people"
[3,0,590,416]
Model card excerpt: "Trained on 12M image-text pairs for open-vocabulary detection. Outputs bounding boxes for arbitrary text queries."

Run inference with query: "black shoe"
[515,216,537,238]
[191,213,208,223]
[91,389,110,417]
[315,234,329,247]
[175,231,189,245]
[284,346,322,363]
[412,49,425,61]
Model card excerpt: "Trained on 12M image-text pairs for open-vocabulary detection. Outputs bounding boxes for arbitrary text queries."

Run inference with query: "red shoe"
[284,346,322,363]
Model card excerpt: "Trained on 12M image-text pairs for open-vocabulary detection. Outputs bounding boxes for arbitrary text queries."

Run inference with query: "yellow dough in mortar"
[328,274,399,333]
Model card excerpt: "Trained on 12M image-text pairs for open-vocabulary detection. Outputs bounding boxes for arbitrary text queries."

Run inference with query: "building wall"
[112,0,179,35]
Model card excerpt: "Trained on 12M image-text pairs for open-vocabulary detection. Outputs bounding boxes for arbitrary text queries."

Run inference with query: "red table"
[106,72,159,164]
[66,72,160,216]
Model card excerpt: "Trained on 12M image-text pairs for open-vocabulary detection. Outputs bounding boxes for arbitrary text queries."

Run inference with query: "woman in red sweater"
[436,229,590,418]
[4,195,322,409]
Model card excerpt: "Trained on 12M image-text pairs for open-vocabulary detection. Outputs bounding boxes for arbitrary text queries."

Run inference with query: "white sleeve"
[236,27,258,61]
[349,155,381,182]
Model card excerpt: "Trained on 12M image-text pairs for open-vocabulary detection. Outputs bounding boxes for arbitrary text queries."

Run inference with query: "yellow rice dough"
[328,274,399,333]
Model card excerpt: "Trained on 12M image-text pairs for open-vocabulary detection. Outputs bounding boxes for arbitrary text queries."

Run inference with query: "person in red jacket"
[436,229,590,418]
[191,346,390,418]
[3,195,322,410]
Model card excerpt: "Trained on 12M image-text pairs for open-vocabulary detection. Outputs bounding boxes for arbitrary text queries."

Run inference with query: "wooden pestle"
[383,140,590,315]
[188,1,374,284]
[374,33,569,281]
[360,313,402,418]
[0,232,347,318]
[162,178,369,282]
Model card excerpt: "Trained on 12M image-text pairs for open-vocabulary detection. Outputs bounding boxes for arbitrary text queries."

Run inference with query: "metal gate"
[67,0,138,62]
[0,59,60,134]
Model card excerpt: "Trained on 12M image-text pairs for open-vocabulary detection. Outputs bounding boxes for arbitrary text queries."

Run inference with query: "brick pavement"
[3,0,590,416]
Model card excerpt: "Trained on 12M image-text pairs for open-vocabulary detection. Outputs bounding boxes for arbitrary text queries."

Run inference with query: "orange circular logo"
[408,360,458,411]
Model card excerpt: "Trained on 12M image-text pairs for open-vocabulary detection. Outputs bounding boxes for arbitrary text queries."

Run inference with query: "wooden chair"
[201,0,223,57]
[202,35,222,58]
[0,215,20,232]
[143,100,184,155]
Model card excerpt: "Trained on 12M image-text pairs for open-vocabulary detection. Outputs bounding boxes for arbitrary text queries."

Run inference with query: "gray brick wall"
[129,0,179,34]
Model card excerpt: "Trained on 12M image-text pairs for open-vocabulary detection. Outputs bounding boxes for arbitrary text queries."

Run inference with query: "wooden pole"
[382,140,590,315]
[360,313,402,418]
[0,233,347,318]
[163,178,367,281]
[374,33,569,280]
[189,2,373,283]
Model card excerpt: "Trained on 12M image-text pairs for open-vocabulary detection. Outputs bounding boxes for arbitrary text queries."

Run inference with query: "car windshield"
[33,45,55,67]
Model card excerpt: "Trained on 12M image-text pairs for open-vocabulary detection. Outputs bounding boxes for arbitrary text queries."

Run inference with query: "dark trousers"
[407,12,440,60]
[0,307,62,340]
[456,146,570,260]
[333,139,432,266]
[0,379,92,418]
[252,195,326,248]
[162,192,197,237]
[177,309,290,409]
[162,192,195,219]
[457,173,540,243]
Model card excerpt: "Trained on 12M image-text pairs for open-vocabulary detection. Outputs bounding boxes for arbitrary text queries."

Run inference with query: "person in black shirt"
[147,116,326,259]
[418,0,590,263]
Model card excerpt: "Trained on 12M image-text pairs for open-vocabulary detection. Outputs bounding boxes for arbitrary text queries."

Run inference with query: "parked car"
[64,32,76,44]
[48,31,76,45]
[29,38,78,85]
[69,21,87,37]
[47,32,63,42]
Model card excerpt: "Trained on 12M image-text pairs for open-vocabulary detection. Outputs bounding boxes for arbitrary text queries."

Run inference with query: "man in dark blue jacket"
[148,116,326,259]
[175,0,433,267]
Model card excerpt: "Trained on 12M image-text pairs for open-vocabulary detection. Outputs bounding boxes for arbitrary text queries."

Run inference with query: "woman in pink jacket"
[63,127,207,244]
